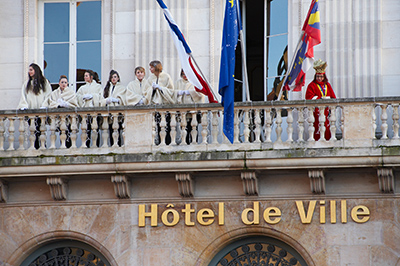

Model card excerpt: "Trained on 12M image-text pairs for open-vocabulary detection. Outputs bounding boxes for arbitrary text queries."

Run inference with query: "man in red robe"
[305,60,336,140]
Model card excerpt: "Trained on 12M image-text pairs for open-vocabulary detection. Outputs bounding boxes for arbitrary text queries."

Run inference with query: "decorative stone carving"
[377,168,394,193]
[46,177,68,201]
[111,175,131,199]
[309,170,325,194]
[0,179,8,203]
[241,171,258,196]
[176,173,194,197]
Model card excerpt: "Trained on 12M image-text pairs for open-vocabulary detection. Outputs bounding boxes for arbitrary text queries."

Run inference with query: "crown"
[313,59,327,74]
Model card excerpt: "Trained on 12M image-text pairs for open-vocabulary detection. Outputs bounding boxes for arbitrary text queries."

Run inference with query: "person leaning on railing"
[305,59,337,141]
[42,75,78,109]
[17,63,52,149]
[18,63,52,110]
[126,66,147,106]
[143,60,175,145]
[100,70,126,146]
[76,70,102,108]
[174,69,204,144]
[41,75,78,148]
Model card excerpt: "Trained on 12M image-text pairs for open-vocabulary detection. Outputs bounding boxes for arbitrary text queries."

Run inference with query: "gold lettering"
[330,200,337,224]
[139,204,158,227]
[351,205,370,223]
[320,200,326,224]
[218,202,225,225]
[161,205,180,226]
[296,200,316,224]
[263,207,281,224]
[197,208,215,226]
[241,202,260,225]
[341,200,347,223]
[182,204,195,226]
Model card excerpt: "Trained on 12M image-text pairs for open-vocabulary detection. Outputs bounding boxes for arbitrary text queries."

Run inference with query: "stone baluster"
[392,104,399,139]
[286,108,294,142]
[264,108,272,143]
[70,114,78,148]
[18,116,25,150]
[243,110,250,143]
[152,112,157,145]
[169,112,177,145]
[0,117,4,151]
[28,116,36,150]
[201,111,208,144]
[160,112,167,145]
[233,109,240,144]
[340,106,345,138]
[38,115,46,149]
[92,114,99,147]
[275,108,283,143]
[254,109,262,143]
[119,113,125,147]
[112,113,119,147]
[380,104,388,139]
[190,111,198,144]
[180,112,187,145]
[372,105,377,139]
[318,106,326,141]
[297,107,305,142]
[211,110,218,144]
[307,107,315,141]
[23,118,30,149]
[81,115,88,148]
[330,106,337,141]
[8,117,15,150]
[59,114,67,149]
[48,115,56,149]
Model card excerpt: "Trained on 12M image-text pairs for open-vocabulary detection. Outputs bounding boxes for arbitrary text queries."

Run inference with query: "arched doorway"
[208,236,308,266]
[20,240,111,266]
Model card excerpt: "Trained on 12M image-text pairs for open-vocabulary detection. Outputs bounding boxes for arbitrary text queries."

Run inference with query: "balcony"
[0,97,399,201]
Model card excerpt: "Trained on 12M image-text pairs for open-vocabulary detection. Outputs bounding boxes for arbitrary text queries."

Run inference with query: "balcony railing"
[0,97,399,157]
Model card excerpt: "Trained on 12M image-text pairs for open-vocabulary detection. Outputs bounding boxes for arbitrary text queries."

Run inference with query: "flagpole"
[277,31,305,101]
[235,0,251,102]
[189,54,219,101]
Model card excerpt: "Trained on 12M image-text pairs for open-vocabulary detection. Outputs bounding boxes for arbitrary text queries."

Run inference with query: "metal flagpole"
[235,0,251,102]
[189,54,219,101]
[277,31,304,101]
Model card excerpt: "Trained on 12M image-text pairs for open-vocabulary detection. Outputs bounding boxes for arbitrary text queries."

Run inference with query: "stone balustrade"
[0,97,399,157]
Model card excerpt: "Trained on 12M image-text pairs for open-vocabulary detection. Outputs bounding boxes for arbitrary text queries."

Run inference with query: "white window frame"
[38,0,102,91]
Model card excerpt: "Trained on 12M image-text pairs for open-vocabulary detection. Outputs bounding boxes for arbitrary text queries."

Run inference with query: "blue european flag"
[219,0,241,143]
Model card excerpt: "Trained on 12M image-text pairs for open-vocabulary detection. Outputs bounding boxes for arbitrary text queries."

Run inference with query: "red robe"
[305,81,336,140]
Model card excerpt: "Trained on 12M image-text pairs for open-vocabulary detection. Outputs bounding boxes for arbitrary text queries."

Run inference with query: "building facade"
[0,0,400,266]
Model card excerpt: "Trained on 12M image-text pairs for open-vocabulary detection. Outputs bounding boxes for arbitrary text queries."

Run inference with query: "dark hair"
[313,73,328,85]
[59,75,68,82]
[180,69,185,78]
[26,63,47,95]
[85,70,100,84]
[103,70,120,98]
[149,60,163,73]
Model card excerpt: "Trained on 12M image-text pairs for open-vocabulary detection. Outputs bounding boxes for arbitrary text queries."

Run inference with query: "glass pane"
[270,0,288,36]
[267,34,287,90]
[44,43,69,84]
[77,1,101,41]
[44,3,69,42]
[77,41,101,81]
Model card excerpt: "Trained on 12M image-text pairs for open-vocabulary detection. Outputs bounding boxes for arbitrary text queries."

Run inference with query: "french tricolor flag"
[156,0,218,103]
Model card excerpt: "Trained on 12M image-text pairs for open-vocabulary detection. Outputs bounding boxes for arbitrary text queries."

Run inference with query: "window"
[208,236,308,266]
[236,0,288,101]
[40,0,102,91]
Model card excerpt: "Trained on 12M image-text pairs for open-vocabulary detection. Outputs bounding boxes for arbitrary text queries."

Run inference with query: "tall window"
[41,0,102,91]
[236,0,288,101]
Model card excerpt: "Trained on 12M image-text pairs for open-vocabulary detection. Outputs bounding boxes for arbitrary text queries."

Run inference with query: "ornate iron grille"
[28,247,106,266]
[217,242,300,266]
